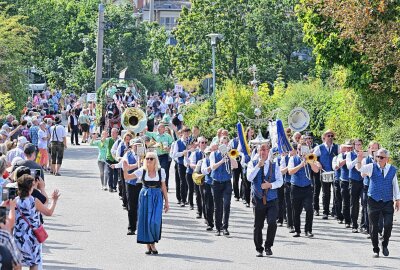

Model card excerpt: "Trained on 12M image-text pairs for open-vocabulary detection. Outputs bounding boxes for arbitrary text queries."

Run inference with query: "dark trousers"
[277,185,286,224]
[158,154,170,188]
[126,183,142,232]
[368,198,394,253]
[321,180,332,215]
[194,184,205,216]
[106,161,118,189]
[232,164,242,199]
[212,181,232,231]
[186,173,195,207]
[334,180,343,221]
[177,163,188,203]
[284,183,294,228]
[240,171,251,204]
[253,198,278,252]
[340,181,351,224]
[361,185,369,231]
[350,180,363,229]
[291,185,313,234]
[204,183,214,228]
[312,171,321,212]
[71,125,79,144]
[175,163,181,202]
[119,169,127,207]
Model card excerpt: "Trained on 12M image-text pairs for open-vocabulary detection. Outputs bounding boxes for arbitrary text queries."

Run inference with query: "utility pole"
[95,4,105,91]
[149,0,155,22]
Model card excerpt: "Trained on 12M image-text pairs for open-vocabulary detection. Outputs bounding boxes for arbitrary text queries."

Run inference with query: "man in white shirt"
[49,116,67,176]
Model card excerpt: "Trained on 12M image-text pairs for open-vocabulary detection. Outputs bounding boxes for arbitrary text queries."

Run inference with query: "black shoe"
[352,228,358,233]
[76,143,81,146]
[373,252,379,258]
[345,224,351,228]
[293,233,301,237]
[314,210,319,216]
[265,247,273,256]
[256,251,263,257]
[127,230,135,235]
[367,234,371,239]
[190,205,194,210]
[196,214,202,219]
[305,232,314,238]
[180,203,186,207]
[338,220,344,224]
[108,189,113,193]
[223,229,230,236]
[113,188,117,192]
[322,215,328,220]
[151,249,158,255]
[177,201,181,204]
[278,222,283,227]
[235,198,240,201]
[246,203,250,208]
[382,245,389,257]
[215,230,221,236]
[145,249,152,255]
[206,226,213,231]
[289,228,295,233]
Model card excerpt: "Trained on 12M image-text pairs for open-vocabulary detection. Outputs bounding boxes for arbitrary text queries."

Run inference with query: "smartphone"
[0,206,6,224]
[2,188,9,202]
[8,187,16,200]
[30,169,41,180]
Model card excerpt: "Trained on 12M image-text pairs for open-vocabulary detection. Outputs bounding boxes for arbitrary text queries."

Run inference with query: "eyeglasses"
[146,157,155,161]
[376,156,387,160]
[200,142,207,144]
[326,135,334,138]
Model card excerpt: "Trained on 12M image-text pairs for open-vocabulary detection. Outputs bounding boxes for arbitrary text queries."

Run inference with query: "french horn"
[121,107,147,133]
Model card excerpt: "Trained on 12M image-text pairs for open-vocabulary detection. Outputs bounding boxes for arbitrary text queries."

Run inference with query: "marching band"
[94,106,400,258]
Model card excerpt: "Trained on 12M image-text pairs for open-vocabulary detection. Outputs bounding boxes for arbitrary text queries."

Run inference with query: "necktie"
[381,169,385,177]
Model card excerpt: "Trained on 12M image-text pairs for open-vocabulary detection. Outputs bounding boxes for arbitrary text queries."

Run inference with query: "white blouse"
[133,168,166,182]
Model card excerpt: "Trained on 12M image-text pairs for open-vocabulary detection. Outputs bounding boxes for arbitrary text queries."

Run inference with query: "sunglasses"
[326,135,334,138]
[376,156,387,160]
[146,157,155,161]
[200,142,207,144]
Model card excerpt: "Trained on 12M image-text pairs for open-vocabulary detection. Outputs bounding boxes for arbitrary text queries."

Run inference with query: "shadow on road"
[156,253,232,263]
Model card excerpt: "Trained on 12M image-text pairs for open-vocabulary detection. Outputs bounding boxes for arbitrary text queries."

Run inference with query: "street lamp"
[207,33,223,113]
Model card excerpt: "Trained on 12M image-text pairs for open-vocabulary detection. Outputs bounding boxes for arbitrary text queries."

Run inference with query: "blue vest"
[368,164,397,202]
[186,150,204,174]
[210,151,232,182]
[363,156,373,186]
[334,157,340,181]
[290,156,312,187]
[283,155,292,183]
[349,151,363,181]
[204,159,213,185]
[251,160,277,201]
[340,153,350,181]
[126,151,138,185]
[119,143,127,157]
[319,143,338,172]
[176,139,186,165]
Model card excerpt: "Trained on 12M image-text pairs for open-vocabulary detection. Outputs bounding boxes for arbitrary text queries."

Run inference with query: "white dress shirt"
[246,159,283,189]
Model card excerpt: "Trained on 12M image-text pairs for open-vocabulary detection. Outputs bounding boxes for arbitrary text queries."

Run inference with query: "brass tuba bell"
[121,107,147,133]
[305,153,317,164]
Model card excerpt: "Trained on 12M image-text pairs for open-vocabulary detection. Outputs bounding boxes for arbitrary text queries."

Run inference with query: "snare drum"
[321,171,334,183]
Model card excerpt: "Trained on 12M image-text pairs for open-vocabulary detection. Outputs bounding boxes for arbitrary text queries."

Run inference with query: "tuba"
[121,107,147,133]
[305,153,317,164]
[228,149,240,159]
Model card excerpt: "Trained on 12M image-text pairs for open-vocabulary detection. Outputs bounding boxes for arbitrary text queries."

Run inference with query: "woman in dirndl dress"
[123,151,169,255]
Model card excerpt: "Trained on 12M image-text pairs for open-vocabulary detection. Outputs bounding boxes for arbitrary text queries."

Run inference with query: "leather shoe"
[127,230,135,235]
[196,214,202,219]
[223,229,230,236]
[256,251,263,257]
[206,226,213,231]
[345,224,351,228]
[352,228,358,233]
[293,233,301,237]
[373,252,379,258]
[305,232,314,238]
[289,228,295,233]
[265,247,273,256]
[322,215,328,220]
[314,210,319,216]
[382,245,389,257]
[215,230,221,236]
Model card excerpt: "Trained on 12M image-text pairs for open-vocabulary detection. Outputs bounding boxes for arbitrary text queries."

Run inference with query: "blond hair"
[142,151,160,171]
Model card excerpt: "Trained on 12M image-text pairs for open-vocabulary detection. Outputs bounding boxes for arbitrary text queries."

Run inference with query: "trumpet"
[305,153,317,164]
[218,144,231,174]
[228,149,240,159]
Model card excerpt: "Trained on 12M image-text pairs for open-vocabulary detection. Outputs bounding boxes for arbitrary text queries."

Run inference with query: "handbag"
[17,207,48,243]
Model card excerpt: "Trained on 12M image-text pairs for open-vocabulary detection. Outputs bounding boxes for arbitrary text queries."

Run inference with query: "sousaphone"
[121,107,147,133]
[288,107,310,132]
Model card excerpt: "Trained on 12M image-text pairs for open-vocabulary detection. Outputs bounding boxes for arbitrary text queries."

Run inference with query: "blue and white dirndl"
[137,184,163,244]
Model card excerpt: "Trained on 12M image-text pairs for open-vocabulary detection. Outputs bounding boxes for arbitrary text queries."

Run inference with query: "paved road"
[41,144,400,270]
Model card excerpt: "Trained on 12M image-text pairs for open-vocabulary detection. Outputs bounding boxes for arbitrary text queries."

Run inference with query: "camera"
[1,187,17,201]
[30,169,41,180]
[0,206,7,224]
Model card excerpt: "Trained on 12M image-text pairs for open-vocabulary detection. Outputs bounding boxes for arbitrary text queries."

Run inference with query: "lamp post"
[95,3,105,91]
[207,33,223,113]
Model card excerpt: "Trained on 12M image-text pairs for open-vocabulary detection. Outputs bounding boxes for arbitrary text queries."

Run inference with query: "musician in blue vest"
[210,136,236,236]
[201,145,217,231]
[280,145,297,233]
[113,138,142,235]
[240,127,254,207]
[247,142,283,257]
[313,129,339,219]
[115,132,134,208]
[273,148,286,227]
[332,146,344,224]
[357,148,400,257]
[229,137,242,201]
[288,143,321,238]
[360,141,380,235]
[337,141,353,227]
[188,137,207,218]
[304,132,321,216]
[346,138,365,233]
[172,128,192,207]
